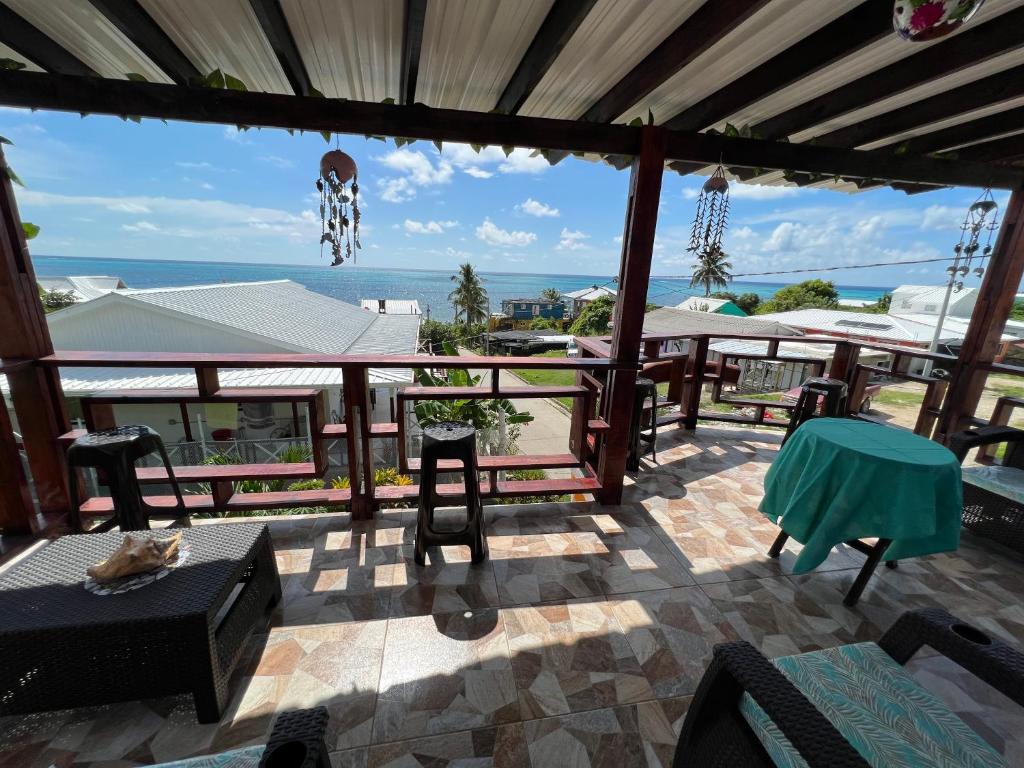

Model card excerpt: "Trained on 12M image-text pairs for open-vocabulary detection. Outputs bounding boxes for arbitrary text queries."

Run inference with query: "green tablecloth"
[760,419,962,574]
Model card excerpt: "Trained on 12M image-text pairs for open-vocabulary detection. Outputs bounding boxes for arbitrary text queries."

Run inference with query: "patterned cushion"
[962,465,1024,506]
[738,642,1005,768]
[150,745,263,768]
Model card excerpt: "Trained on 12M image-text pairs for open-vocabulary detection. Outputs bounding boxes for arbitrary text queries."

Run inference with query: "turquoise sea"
[33,255,893,322]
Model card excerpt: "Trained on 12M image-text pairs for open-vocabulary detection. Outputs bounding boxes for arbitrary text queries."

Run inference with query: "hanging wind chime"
[316,144,361,266]
[948,188,999,292]
[687,164,730,254]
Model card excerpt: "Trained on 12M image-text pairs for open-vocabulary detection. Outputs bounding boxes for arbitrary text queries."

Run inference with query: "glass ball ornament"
[893,0,984,41]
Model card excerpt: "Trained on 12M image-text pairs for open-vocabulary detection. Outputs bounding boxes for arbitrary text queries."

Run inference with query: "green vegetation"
[529,317,559,331]
[843,293,892,314]
[512,350,575,409]
[689,244,733,297]
[569,294,615,336]
[540,287,562,302]
[449,262,489,325]
[712,290,760,314]
[755,279,839,314]
[874,388,923,408]
[499,468,570,504]
[1012,299,1024,322]
[419,319,486,353]
[38,286,77,313]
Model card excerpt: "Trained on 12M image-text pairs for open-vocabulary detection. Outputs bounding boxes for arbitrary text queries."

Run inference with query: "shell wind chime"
[687,165,730,254]
[316,148,361,265]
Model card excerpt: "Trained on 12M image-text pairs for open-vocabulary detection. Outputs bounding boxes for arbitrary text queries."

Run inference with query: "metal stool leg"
[768,530,789,558]
[415,455,437,566]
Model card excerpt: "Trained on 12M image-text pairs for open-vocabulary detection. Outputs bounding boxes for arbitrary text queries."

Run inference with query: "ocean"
[33,256,893,322]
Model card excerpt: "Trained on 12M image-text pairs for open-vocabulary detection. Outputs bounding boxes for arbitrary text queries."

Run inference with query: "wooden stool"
[67,425,186,532]
[414,421,488,565]
[783,377,848,445]
[627,376,658,471]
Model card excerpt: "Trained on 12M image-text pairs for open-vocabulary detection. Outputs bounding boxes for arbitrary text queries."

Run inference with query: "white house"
[890,284,977,317]
[33,280,421,464]
[37,275,126,302]
[360,298,422,315]
[561,285,616,316]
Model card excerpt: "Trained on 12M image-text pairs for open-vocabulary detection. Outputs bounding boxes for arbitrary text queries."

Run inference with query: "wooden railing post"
[342,364,373,519]
[0,378,33,532]
[597,126,666,505]
[0,147,71,532]
[683,335,709,430]
[937,188,1024,441]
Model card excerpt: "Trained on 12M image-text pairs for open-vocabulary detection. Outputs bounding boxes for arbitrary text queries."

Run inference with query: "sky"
[0,105,1010,288]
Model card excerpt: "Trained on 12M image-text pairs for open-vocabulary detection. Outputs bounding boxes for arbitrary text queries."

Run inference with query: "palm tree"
[689,245,733,297]
[449,263,489,324]
[540,287,562,302]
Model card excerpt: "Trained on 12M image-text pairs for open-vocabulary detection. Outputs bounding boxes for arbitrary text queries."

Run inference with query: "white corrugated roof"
[675,297,734,313]
[757,308,1014,344]
[37,275,126,302]
[643,306,798,337]
[890,285,977,317]
[359,299,422,315]
[561,285,617,300]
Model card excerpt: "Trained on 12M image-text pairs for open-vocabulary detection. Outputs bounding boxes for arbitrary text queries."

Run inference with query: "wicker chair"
[153,707,329,767]
[949,424,1024,556]
[673,609,1024,767]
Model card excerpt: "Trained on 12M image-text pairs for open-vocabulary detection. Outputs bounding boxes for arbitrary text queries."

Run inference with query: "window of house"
[532,305,540,316]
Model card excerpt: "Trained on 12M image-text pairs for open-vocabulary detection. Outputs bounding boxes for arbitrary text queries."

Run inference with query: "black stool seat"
[67,425,186,533]
[627,376,658,471]
[414,421,487,565]
[783,377,848,444]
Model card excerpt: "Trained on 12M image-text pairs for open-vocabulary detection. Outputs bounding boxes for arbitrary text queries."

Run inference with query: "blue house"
[500,298,565,321]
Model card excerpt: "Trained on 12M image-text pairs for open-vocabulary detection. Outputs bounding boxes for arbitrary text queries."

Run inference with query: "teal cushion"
[151,745,263,768]
[738,642,1005,768]
[962,465,1024,506]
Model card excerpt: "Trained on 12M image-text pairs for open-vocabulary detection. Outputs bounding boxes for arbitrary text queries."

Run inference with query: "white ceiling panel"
[859,94,1024,151]
[520,0,704,120]
[0,41,43,72]
[282,0,403,101]
[716,0,1024,134]
[417,0,552,111]
[139,0,290,93]
[5,0,171,82]
[623,0,862,127]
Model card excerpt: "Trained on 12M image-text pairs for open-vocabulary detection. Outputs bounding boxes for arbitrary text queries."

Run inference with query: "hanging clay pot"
[320,149,357,184]
[316,147,361,266]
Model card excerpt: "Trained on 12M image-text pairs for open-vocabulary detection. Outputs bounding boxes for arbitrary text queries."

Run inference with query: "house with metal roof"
[674,296,747,316]
[360,298,422,315]
[890,285,978,317]
[36,275,126,302]
[560,285,617,317]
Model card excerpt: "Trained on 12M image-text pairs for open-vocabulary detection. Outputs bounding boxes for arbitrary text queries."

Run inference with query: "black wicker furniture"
[673,608,1023,767]
[0,523,280,723]
[414,421,488,565]
[950,424,1024,556]
[67,425,186,532]
[627,376,658,471]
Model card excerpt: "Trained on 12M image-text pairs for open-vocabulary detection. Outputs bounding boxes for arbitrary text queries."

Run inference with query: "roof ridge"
[120,279,294,294]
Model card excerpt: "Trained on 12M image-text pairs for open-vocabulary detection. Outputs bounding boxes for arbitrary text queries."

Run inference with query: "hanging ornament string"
[316,143,361,266]
[948,187,999,292]
[687,164,730,254]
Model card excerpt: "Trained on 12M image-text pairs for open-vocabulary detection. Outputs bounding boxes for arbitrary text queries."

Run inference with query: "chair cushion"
[738,642,1005,768]
[150,745,263,768]
[962,465,1024,506]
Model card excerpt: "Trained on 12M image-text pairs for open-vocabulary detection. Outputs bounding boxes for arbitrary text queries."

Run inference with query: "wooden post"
[937,188,1024,441]
[342,364,373,519]
[0,147,71,532]
[0,384,34,533]
[597,126,666,505]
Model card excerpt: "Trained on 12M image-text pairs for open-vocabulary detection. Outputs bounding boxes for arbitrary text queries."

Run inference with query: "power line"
[656,255,956,282]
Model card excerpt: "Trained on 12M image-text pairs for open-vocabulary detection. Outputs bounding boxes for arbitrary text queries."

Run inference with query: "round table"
[760,418,962,603]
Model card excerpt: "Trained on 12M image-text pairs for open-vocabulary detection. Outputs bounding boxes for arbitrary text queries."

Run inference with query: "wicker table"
[0,523,280,723]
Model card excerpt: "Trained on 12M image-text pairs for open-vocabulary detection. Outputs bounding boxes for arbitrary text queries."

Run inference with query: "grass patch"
[874,388,922,408]
[511,351,575,410]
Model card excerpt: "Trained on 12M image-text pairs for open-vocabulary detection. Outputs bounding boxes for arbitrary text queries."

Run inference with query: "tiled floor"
[3,424,1024,766]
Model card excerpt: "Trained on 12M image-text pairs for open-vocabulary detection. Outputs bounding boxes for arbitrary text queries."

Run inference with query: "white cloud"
[853,215,886,240]
[122,220,160,232]
[375,148,453,202]
[378,177,415,203]
[107,201,151,214]
[175,161,214,169]
[259,154,294,169]
[404,218,458,235]
[499,150,550,174]
[440,142,551,177]
[920,204,963,231]
[517,198,560,218]
[222,126,252,143]
[475,218,536,247]
[557,228,590,251]
[464,167,493,179]
[682,181,803,201]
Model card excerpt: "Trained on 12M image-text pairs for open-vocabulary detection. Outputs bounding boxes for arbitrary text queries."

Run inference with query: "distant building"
[890,284,977,317]
[674,296,747,316]
[561,285,616,317]
[37,275,126,302]
[500,298,565,321]
[360,298,422,315]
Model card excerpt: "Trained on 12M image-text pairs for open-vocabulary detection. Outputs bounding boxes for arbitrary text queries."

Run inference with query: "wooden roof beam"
[754,6,1024,140]
[581,0,771,124]
[400,0,428,105]
[1,70,1022,190]
[88,0,200,85]
[249,0,313,96]
[495,0,597,115]
[662,0,891,131]
[953,133,1024,164]
[874,106,1024,157]
[813,64,1024,149]
[0,4,95,77]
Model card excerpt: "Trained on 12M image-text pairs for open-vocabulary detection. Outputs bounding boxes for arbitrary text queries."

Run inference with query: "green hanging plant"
[0,58,26,71]
[22,222,39,240]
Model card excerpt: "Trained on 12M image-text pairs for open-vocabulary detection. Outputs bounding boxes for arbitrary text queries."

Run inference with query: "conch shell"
[87,533,182,583]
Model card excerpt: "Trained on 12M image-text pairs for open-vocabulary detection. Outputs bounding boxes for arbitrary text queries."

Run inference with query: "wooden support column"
[0,147,71,533]
[937,188,1024,441]
[342,364,373,519]
[597,126,666,505]
[0,381,33,532]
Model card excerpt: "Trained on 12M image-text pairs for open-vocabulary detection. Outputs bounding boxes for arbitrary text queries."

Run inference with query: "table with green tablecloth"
[760,418,963,605]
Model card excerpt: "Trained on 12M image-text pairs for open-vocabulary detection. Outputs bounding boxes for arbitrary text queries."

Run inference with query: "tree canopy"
[540,287,562,302]
[569,295,615,336]
[711,290,760,314]
[689,244,732,297]
[755,279,839,314]
[448,263,489,325]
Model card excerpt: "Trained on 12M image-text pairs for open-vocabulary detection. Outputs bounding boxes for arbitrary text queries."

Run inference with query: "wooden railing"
[577,332,957,436]
[39,351,627,520]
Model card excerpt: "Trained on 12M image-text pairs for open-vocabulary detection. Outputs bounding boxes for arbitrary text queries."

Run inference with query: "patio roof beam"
[248,0,313,97]
[87,0,201,86]
[399,0,427,105]
[1,70,1022,190]
[753,7,1024,141]
[874,107,1024,158]
[813,64,1024,149]
[951,133,1024,164]
[662,0,891,131]
[580,0,771,125]
[0,4,96,77]
[494,0,597,115]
